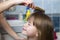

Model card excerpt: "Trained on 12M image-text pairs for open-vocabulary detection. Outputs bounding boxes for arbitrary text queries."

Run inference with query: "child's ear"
[36,33,38,37]
[36,31,41,37]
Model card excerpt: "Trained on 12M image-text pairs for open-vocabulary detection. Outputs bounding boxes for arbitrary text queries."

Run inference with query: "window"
[47,14,60,32]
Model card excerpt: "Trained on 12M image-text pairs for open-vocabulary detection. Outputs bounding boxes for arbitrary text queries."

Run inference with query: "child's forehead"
[28,16,34,19]
[28,17,34,21]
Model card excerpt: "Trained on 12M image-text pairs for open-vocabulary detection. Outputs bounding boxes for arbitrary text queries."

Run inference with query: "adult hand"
[10,0,33,6]
[28,3,36,9]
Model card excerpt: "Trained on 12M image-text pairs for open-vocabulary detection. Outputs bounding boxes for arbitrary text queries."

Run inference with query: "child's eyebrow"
[28,21,31,23]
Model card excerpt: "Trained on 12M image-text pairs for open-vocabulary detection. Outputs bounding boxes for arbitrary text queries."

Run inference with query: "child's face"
[22,17,38,37]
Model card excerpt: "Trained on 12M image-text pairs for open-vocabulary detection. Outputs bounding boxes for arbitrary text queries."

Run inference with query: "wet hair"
[29,13,54,40]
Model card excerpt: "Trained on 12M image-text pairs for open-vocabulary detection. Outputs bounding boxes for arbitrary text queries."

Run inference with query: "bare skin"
[0,0,33,40]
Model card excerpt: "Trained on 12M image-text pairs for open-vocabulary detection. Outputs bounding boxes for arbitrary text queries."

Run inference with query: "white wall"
[57,32,60,40]
[33,0,60,14]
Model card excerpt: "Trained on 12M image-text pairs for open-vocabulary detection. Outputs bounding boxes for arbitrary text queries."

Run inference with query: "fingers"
[19,3,26,5]
[27,3,36,9]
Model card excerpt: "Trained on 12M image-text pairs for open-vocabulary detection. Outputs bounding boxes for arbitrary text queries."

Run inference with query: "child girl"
[22,12,54,40]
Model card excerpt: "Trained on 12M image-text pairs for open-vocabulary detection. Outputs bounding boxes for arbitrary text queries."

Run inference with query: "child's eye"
[27,21,32,26]
[28,23,31,26]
